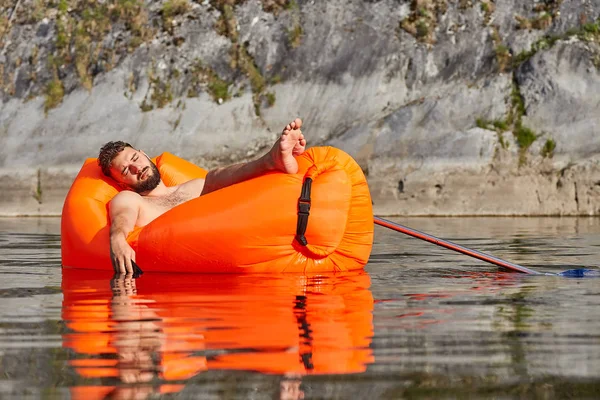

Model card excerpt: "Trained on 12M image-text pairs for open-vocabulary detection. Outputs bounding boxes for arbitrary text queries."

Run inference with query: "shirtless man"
[98,118,305,275]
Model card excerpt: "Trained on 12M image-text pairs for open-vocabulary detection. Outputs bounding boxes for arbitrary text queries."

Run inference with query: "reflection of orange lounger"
[61,269,374,397]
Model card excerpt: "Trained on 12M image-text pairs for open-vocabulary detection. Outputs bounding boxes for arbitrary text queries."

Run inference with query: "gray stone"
[516,40,600,159]
[0,0,599,216]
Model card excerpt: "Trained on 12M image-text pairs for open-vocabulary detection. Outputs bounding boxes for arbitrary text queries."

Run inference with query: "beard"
[130,160,161,193]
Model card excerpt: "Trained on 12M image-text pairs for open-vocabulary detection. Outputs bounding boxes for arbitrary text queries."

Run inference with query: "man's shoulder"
[111,190,142,206]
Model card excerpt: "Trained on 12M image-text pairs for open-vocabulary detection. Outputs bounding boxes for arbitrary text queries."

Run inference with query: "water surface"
[1,217,599,399]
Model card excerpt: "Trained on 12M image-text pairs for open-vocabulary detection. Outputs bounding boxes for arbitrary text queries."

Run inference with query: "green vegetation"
[287,24,303,48]
[541,138,556,158]
[495,44,511,72]
[416,19,429,39]
[270,74,282,84]
[161,0,190,32]
[140,66,173,111]
[476,81,539,164]
[43,0,152,95]
[399,0,448,44]
[187,60,232,103]
[261,0,288,14]
[498,133,509,149]
[480,1,495,25]
[514,0,562,31]
[514,125,537,149]
[507,81,525,126]
[207,74,230,102]
[33,169,43,204]
[512,18,600,69]
[285,0,303,48]
[266,91,276,107]
[458,0,472,9]
[44,77,65,113]
[476,117,509,132]
[211,1,272,116]
[509,82,539,165]
[490,27,511,72]
[476,117,488,129]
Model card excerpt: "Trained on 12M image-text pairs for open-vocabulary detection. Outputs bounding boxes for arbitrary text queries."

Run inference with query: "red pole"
[374,217,541,275]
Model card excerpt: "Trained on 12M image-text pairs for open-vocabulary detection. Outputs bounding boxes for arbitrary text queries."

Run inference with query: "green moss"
[150,80,173,108]
[207,78,230,103]
[476,117,489,129]
[31,0,46,23]
[33,169,42,204]
[270,74,282,84]
[495,44,511,72]
[532,12,552,29]
[498,133,509,149]
[47,0,149,98]
[44,78,64,113]
[210,0,275,116]
[140,66,173,111]
[55,18,69,51]
[418,7,430,18]
[162,0,190,32]
[514,125,537,149]
[288,24,303,48]
[285,0,298,11]
[399,0,448,44]
[188,60,231,103]
[266,91,276,107]
[261,0,289,14]
[512,19,600,69]
[57,0,68,13]
[508,81,525,125]
[416,19,429,38]
[475,117,509,132]
[541,138,556,158]
[582,22,600,34]
[492,119,509,131]
[139,101,154,112]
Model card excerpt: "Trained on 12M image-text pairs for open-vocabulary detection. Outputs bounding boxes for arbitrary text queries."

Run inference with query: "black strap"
[294,295,314,371]
[295,178,312,246]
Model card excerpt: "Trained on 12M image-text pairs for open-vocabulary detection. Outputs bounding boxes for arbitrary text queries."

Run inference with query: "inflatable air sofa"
[61,146,374,273]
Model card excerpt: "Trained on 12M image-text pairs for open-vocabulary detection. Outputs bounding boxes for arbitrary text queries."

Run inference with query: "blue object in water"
[557,269,600,278]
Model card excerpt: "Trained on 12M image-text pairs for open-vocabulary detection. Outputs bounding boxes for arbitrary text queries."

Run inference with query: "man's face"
[110,147,161,193]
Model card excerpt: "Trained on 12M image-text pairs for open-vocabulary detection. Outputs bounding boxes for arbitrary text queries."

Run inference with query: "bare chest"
[137,189,195,226]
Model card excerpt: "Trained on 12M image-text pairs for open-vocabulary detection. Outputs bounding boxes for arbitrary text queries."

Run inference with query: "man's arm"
[201,118,304,196]
[200,156,271,196]
[109,192,140,275]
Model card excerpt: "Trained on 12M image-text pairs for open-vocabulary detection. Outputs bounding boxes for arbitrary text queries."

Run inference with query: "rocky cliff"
[0,0,599,216]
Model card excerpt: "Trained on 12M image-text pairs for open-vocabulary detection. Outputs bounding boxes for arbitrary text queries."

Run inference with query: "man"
[98,118,305,275]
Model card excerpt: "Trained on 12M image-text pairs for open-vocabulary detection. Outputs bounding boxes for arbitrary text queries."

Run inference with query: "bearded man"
[97,118,305,274]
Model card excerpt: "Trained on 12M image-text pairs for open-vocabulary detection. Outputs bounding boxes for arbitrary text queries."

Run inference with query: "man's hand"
[109,191,142,276]
[110,236,137,275]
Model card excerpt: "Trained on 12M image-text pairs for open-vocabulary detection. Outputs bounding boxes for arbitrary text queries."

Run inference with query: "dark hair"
[98,141,133,177]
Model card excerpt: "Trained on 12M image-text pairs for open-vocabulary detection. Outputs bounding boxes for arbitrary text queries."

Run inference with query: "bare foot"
[269,118,306,174]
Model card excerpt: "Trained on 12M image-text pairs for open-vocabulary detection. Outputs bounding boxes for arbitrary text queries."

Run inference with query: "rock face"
[0,0,599,216]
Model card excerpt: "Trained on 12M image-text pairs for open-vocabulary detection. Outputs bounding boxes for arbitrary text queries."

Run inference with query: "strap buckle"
[295,178,313,246]
[298,199,311,215]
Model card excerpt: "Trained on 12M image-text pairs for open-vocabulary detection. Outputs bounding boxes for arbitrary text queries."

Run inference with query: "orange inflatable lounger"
[61,146,374,273]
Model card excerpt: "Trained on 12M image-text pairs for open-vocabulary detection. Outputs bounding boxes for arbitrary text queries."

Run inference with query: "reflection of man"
[280,375,305,400]
[105,276,163,399]
[98,118,306,274]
